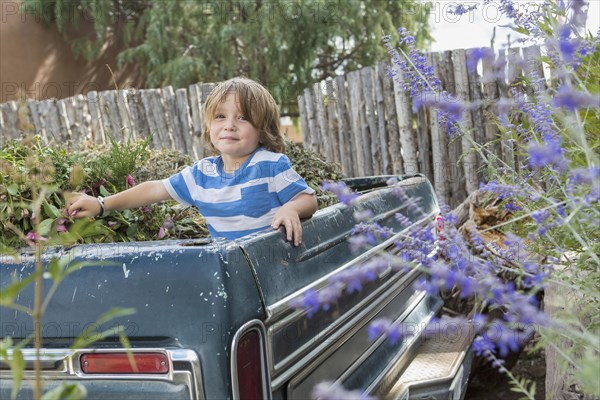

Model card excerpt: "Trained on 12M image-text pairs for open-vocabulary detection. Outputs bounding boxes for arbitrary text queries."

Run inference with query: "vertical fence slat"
[325,79,340,165]
[507,47,524,170]
[127,90,150,143]
[140,89,161,149]
[380,62,403,175]
[374,64,391,174]
[163,86,183,152]
[0,102,19,141]
[429,53,450,205]
[314,81,331,160]
[175,88,194,157]
[466,48,487,183]
[56,98,72,143]
[303,88,320,154]
[393,71,418,175]
[116,90,135,141]
[297,94,311,148]
[439,50,465,207]
[362,67,380,175]
[87,91,104,144]
[481,53,502,161]
[188,84,204,160]
[453,49,478,197]
[348,71,366,176]
[334,75,353,176]
[27,99,46,142]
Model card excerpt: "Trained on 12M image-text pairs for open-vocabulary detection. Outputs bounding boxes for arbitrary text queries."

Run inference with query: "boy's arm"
[271,193,318,246]
[67,180,172,218]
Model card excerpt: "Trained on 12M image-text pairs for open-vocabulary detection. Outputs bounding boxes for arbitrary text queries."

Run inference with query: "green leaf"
[42,200,60,219]
[509,26,530,36]
[99,185,110,197]
[10,348,24,400]
[7,184,19,196]
[38,218,54,237]
[41,382,88,400]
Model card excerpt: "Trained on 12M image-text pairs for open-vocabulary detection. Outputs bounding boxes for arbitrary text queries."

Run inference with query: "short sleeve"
[162,165,196,207]
[273,155,315,204]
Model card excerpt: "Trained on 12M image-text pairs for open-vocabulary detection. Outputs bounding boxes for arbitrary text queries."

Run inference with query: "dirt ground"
[465,341,546,400]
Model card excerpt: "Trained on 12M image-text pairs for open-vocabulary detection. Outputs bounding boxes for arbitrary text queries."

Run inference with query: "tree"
[23,0,432,113]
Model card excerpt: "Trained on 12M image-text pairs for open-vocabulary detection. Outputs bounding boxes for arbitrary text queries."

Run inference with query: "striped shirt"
[162,147,315,240]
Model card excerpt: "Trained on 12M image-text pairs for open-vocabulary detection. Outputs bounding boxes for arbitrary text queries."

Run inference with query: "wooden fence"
[298,45,546,207]
[1,45,545,207]
[0,83,218,161]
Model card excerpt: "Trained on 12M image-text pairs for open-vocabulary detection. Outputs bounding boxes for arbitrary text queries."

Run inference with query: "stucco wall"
[0,0,142,103]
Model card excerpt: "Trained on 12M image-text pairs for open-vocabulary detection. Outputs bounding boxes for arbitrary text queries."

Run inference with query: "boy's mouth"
[219,136,239,141]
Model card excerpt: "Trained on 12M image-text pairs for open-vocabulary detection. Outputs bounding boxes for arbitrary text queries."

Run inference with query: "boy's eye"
[238,115,247,120]
[215,113,225,119]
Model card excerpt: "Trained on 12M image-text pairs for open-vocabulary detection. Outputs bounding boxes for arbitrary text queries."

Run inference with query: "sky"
[426,0,600,51]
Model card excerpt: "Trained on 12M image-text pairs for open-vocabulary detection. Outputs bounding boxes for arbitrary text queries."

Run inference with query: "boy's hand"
[272,204,303,246]
[66,193,101,218]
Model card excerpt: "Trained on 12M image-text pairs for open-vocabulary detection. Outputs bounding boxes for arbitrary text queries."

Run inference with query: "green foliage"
[21,0,431,112]
[1,136,341,248]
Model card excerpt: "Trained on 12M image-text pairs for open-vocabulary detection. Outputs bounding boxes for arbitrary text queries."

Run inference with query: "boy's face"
[209,93,261,165]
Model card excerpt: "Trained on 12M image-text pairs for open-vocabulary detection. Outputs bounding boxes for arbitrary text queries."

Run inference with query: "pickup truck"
[0,175,474,400]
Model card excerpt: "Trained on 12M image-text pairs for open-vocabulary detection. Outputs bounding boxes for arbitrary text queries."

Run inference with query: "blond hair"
[202,77,284,154]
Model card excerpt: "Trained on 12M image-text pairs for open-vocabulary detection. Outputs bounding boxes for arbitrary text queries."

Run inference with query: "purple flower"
[551,85,599,112]
[312,381,374,400]
[322,181,359,206]
[467,47,494,73]
[527,139,569,171]
[157,226,166,239]
[126,175,136,187]
[56,218,68,233]
[368,319,391,341]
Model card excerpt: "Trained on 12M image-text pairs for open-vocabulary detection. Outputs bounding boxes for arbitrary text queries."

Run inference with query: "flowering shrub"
[293,1,599,398]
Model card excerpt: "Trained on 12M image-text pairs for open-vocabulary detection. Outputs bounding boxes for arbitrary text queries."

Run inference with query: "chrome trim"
[230,319,272,400]
[271,270,423,391]
[285,293,439,399]
[265,210,439,323]
[1,348,203,399]
[267,266,420,383]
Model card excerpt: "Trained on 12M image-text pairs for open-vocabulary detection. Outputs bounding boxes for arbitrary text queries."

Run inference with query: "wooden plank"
[127,89,150,143]
[176,88,194,157]
[522,45,546,94]
[16,100,35,135]
[188,84,205,160]
[380,62,403,175]
[325,79,340,164]
[150,89,173,149]
[163,86,183,151]
[199,83,217,157]
[303,88,320,154]
[374,64,391,174]
[347,70,366,176]
[452,49,478,196]
[72,94,92,142]
[56,98,73,143]
[140,89,161,149]
[417,105,433,183]
[99,90,121,142]
[314,81,331,159]
[481,51,502,161]
[61,96,78,140]
[0,101,19,141]
[440,50,465,208]
[355,71,374,176]
[87,91,105,144]
[430,53,450,205]
[43,99,63,145]
[298,94,311,151]
[393,69,418,175]
[506,47,523,170]
[27,99,47,143]
[362,67,381,175]
[116,89,135,141]
[466,48,487,183]
[334,75,353,177]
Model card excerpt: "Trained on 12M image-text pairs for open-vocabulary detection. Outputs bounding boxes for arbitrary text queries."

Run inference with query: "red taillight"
[236,330,264,400]
[80,352,169,374]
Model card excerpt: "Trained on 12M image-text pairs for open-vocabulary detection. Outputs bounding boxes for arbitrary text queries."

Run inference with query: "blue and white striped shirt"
[162,147,315,240]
